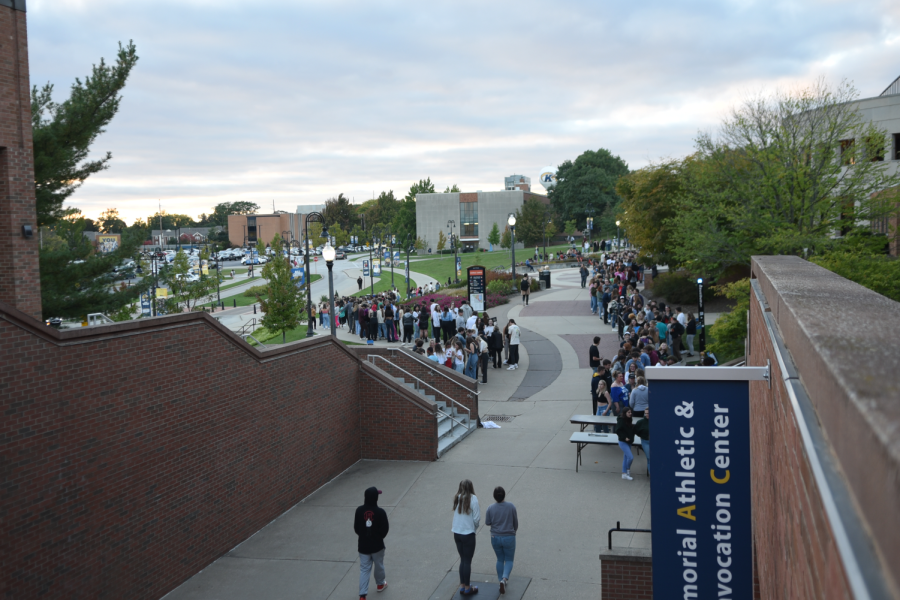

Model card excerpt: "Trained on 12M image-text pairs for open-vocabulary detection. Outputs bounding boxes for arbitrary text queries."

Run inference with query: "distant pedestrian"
[354,487,389,597]
[506,319,520,370]
[357,275,363,290]
[616,407,636,481]
[451,480,480,596]
[520,276,530,306]
[485,486,518,594]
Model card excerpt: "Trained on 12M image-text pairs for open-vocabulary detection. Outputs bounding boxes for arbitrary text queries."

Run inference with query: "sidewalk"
[164,286,651,600]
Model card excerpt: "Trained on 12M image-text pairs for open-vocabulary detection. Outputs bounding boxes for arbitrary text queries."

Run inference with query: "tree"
[98,208,127,233]
[487,222,501,247]
[500,227,511,250]
[544,219,557,243]
[307,222,324,248]
[414,236,426,251]
[32,41,139,226]
[39,216,151,319]
[615,159,684,266]
[669,79,900,277]
[164,250,220,312]
[549,148,630,232]
[564,219,578,237]
[708,279,751,361]
[329,223,350,247]
[443,184,461,193]
[257,234,305,343]
[513,197,549,247]
[436,230,447,254]
[323,194,355,232]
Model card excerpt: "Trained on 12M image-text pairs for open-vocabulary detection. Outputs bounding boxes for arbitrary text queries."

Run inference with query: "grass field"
[407,243,577,283]
[352,273,416,297]
[203,274,321,308]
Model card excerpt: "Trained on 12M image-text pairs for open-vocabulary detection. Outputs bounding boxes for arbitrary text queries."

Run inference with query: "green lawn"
[218,275,262,292]
[353,273,416,297]
[203,274,321,308]
[249,323,310,345]
[408,243,577,283]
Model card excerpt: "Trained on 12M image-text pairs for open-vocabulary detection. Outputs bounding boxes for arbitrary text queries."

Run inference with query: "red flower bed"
[399,292,509,311]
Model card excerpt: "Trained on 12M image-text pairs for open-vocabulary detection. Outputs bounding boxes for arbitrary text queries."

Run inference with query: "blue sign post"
[363,260,370,277]
[647,366,768,600]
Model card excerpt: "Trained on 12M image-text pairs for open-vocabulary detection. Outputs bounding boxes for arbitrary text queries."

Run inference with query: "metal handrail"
[606,521,651,551]
[237,318,257,338]
[387,348,479,396]
[367,355,471,428]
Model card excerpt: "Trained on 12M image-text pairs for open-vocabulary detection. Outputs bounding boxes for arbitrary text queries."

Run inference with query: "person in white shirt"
[431,302,441,339]
[507,319,521,370]
[676,306,687,327]
[451,480,481,596]
[466,314,478,331]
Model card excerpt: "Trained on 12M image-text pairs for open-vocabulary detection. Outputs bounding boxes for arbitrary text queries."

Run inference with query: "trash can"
[539,269,551,290]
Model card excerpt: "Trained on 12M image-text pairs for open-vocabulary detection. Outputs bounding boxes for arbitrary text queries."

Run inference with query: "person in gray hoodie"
[485,486,519,594]
[630,376,649,418]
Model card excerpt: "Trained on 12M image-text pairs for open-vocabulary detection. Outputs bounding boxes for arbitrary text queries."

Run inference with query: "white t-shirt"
[508,325,521,345]
[431,303,441,325]
[677,312,687,327]
[466,315,478,331]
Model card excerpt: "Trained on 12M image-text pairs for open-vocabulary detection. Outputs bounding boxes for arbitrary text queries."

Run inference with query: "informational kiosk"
[646,365,769,600]
[467,265,486,311]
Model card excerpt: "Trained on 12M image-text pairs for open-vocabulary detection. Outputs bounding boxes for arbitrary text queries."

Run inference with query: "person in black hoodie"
[354,487,390,598]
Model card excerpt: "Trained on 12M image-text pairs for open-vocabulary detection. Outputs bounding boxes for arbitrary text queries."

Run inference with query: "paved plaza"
[165,268,652,600]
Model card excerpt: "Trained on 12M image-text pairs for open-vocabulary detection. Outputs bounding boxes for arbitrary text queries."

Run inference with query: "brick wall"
[599,550,652,600]
[359,363,437,461]
[0,4,41,321]
[747,286,853,600]
[352,347,479,422]
[0,303,437,599]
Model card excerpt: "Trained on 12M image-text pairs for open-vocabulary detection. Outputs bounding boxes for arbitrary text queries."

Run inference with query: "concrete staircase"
[392,376,476,457]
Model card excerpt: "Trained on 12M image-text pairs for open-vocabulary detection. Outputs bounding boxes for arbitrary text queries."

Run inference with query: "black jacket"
[354,487,389,554]
[615,416,634,443]
[633,418,649,441]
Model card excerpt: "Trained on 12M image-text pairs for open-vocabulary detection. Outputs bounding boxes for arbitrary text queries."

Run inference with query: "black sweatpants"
[403,325,414,343]
[479,353,489,383]
[508,344,520,366]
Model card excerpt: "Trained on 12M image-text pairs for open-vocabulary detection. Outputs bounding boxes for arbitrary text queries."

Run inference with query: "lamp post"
[508,213,517,284]
[369,228,379,296]
[304,212,324,338]
[543,210,551,265]
[323,241,337,337]
[386,226,395,289]
[615,220,621,250]
[697,277,706,353]
[404,233,412,298]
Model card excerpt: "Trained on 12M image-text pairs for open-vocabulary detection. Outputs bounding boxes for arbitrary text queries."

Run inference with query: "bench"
[569,432,643,473]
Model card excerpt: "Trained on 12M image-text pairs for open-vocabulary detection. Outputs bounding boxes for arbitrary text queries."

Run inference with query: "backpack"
[403,312,414,326]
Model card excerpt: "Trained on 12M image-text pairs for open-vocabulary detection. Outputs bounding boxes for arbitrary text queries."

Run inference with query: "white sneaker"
[515,364,520,369]
[622,473,633,481]
[507,365,516,370]
[502,360,508,365]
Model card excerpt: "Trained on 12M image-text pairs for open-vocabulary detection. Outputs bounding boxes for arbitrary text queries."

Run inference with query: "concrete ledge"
[599,547,653,563]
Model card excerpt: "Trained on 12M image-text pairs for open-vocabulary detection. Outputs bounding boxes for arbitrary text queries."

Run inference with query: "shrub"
[487,279,514,295]
[707,278,750,362]
[399,291,508,311]
[243,284,269,297]
[651,272,699,304]
[811,251,900,302]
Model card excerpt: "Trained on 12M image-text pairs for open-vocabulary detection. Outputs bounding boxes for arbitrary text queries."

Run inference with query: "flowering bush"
[399,291,508,311]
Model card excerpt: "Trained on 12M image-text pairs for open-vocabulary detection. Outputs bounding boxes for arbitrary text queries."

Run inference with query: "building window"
[460,202,478,237]
[840,139,855,165]
[894,134,900,160]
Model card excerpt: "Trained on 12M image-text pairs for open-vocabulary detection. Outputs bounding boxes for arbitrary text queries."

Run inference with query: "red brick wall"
[0,6,41,321]
[0,305,437,599]
[359,365,436,461]
[600,559,652,600]
[747,287,852,599]
[353,347,479,422]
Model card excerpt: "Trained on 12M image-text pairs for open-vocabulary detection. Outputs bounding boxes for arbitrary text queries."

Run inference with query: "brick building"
[227,212,302,248]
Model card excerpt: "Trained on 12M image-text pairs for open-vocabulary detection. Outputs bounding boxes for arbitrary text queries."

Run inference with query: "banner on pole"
[362,260,369,277]
[647,366,767,600]
[373,258,381,276]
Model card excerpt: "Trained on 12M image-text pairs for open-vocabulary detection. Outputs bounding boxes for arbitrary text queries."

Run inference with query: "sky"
[27,0,900,224]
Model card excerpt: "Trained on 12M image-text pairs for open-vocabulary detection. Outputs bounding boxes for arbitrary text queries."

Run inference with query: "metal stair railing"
[237,318,257,339]
[386,348,479,396]
[366,355,471,429]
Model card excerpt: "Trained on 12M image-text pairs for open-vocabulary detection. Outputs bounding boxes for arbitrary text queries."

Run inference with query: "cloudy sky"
[28,0,900,223]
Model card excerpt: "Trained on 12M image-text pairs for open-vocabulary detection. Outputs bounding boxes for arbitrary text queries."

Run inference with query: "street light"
[369,228,380,297]
[447,219,458,283]
[697,277,706,353]
[404,233,412,298]
[304,212,324,338]
[615,220,621,249]
[323,241,337,337]
[385,225,395,289]
[508,213,517,284]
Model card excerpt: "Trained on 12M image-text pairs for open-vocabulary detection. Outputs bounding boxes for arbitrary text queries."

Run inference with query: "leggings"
[403,325,414,343]
[618,441,634,473]
[454,532,476,587]
[479,353,489,383]
[686,334,695,354]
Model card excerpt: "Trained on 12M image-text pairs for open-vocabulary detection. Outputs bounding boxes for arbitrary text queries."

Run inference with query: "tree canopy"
[548,148,629,232]
[513,197,549,247]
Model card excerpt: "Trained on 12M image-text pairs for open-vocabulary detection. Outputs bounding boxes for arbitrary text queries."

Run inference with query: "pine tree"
[487,223,501,247]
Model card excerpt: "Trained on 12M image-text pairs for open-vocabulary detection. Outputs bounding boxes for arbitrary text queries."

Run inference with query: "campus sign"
[646,366,768,600]
[362,260,369,277]
[467,266,485,311]
[97,234,121,253]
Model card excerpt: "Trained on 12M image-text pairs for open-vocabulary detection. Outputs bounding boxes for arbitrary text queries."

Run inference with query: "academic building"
[415,176,549,252]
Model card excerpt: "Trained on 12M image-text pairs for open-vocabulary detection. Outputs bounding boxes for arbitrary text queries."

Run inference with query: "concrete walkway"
[164,284,652,600]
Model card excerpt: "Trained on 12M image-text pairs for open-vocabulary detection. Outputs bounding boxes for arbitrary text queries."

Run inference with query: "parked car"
[335,251,347,260]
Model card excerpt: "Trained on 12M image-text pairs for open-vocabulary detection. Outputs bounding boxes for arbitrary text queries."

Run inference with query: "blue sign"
[140,292,151,316]
[363,260,370,277]
[650,376,753,600]
[291,266,305,286]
